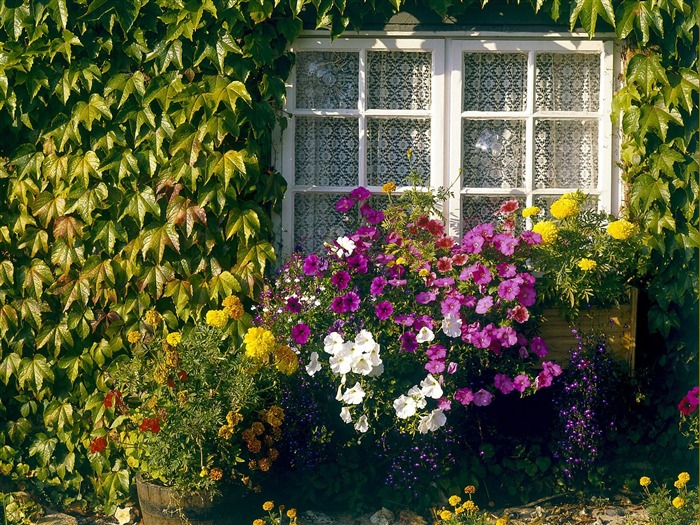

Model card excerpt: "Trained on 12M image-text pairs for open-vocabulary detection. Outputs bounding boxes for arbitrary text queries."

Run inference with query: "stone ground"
[37,495,650,525]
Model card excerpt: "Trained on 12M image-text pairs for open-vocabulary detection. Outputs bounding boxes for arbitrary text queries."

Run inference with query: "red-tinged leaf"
[53,215,83,246]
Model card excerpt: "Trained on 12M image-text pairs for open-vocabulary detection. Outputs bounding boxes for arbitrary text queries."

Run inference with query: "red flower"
[90,436,107,454]
[498,200,519,214]
[679,396,696,416]
[177,370,188,382]
[103,390,123,409]
[139,417,161,433]
[167,378,175,388]
[436,236,455,250]
[416,216,430,228]
[426,220,444,236]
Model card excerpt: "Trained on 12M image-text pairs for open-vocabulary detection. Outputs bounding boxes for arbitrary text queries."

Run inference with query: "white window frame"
[278,33,618,255]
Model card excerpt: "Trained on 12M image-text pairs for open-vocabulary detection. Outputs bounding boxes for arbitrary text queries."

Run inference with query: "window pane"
[463,53,527,112]
[295,51,358,109]
[367,51,432,110]
[462,195,526,231]
[295,117,359,186]
[367,118,430,186]
[462,120,526,188]
[535,53,600,112]
[293,193,349,253]
[534,120,598,189]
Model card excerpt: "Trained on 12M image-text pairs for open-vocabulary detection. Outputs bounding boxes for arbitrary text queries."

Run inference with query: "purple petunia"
[513,374,531,393]
[341,292,361,312]
[530,337,548,358]
[426,344,447,360]
[370,276,387,296]
[375,301,394,321]
[447,362,458,374]
[286,296,303,313]
[492,233,520,256]
[441,296,461,316]
[331,271,351,290]
[399,331,418,353]
[473,389,494,407]
[360,204,385,224]
[415,291,437,304]
[330,296,346,314]
[291,323,311,345]
[303,254,321,276]
[350,186,371,201]
[394,314,415,327]
[335,196,355,213]
[425,360,445,374]
[455,387,474,406]
[494,373,514,394]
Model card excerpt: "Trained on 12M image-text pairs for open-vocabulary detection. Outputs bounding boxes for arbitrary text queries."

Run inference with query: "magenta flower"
[415,291,437,304]
[291,323,311,345]
[346,253,369,274]
[530,337,548,358]
[461,232,485,254]
[517,285,537,307]
[437,397,452,411]
[496,326,518,347]
[494,374,514,394]
[497,279,521,301]
[497,199,519,214]
[687,386,699,406]
[360,204,384,224]
[475,296,494,315]
[441,297,461,316]
[414,315,433,331]
[472,264,493,286]
[376,253,395,265]
[399,331,418,353]
[356,225,379,239]
[492,233,520,256]
[350,186,371,200]
[425,360,445,374]
[388,278,407,287]
[370,276,387,296]
[473,389,493,407]
[341,292,361,312]
[394,314,415,327]
[513,374,531,392]
[436,236,455,249]
[331,271,351,290]
[375,301,393,320]
[426,344,447,360]
[330,296,346,314]
[385,230,402,244]
[286,296,302,313]
[335,196,355,212]
[472,330,492,349]
[447,362,458,374]
[520,230,542,246]
[303,254,321,275]
[497,263,517,278]
[537,370,554,388]
[452,253,468,266]
[455,387,474,406]
[433,277,455,287]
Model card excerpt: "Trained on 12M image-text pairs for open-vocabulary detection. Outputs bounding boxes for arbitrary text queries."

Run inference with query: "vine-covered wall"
[0,0,696,511]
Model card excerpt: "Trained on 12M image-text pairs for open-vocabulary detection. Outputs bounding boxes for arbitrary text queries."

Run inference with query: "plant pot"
[539,288,638,372]
[136,476,228,525]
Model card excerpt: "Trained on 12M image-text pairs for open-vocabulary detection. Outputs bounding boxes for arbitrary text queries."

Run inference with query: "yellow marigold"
[165,332,181,346]
[532,221,558,245]
[550,197,579,219]
[258,457,272,472]
[382,182,397,194]
[395,257,407,266]
[464,485,476,494]
[674,479,685,489]
[226,410,243,427]
[251,421,265,436]
[218,425,233,439]
[678,472,690,484]
[153,364,168,385]
[439,509,452,520]
[275,344,299,375]
[672,496,684,509]
[199,468,209,477]
[606,219,635,240]
[144,309,162,327]
[577,258,598,271]
[418,268,430,277]
[521,206,541,218]
[262,501,274,511]
[287,508,297,519]
[165,350,180,368]
[244,327,276,360]
[127,331,142,343]
[253,520,265,525]
[209,468,223,481]
[462,500,476,511]
[496,519,508,525]
[639,476,651,487]
[448,495,461,506]
[205,309,228,328]
[222,295,244,320]
[263,406,285,428]
[177,391,188,406]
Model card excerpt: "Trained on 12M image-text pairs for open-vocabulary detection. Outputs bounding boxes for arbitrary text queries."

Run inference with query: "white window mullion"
[448,40,465,239]
[359,47,368,188]
[525,50,536,207]
[599,42,615,213]
[431,40,447,220]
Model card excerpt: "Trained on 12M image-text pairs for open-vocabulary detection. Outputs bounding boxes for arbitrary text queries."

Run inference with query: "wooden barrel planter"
[538,288,638,372]
[136,476,227,525]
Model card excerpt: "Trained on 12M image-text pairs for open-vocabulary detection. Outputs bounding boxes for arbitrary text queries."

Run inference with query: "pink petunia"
[455,387,474,406]
[331,271,351,290]
[513,374,531,392]
[497,200,519,214]
[494,374,514,394]
[350,186,371,200]
[335,196,355,212]
[473,389,493,406]
[375,301,393,321]
[425,360,446,374]
[475,296,494,315]
[530,337,548,358]
[291,323,311,345]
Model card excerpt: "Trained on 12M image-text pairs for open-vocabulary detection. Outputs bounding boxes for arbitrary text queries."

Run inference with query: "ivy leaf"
[72,93,112,132]
[68,151,102,187]
[16,297,46,330]
[166,197,207,237]
[638,102,683,141]
[141,223,181,263]
[569,0,615,33]
[6,418,32,446]
[664,69,700,113]
[50,239,86,271]
[164,278,193,314]
[0,304,18,339]
[42,154,69,188]
[649,144,685,178]
[50,274,91,312]
[627,53,669,96]
[92,220,126,255]
[18,354,54,392]
[67,183,109,225]
[208,270,241,300]
[43,399,74,430]
[53,215,83,247]
[35,320,74,351]
[137,264,174,298]
[631,174,671,212]
[22,260,54,299]
[119,187,160,228]
[17,228,50,257]
[225,207,261,242]
[57,355,81,384]
[207,77,252,112]
[0,260,14,286]
[210,150,246,192]
[0,352,21,385]
[616,0,664,42]
[169,123,205,167]
[28,434,58,467]
[30,192,66,228]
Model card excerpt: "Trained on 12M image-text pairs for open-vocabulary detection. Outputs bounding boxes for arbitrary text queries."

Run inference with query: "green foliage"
[641,474,700,525]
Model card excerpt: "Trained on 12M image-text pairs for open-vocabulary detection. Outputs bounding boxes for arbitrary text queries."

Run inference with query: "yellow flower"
[672,496,684,509]
[165,350,180,368]
[395,257,407,266]
[127,331,142,343]
[550,197,579,219]
[226,410,243,427]
[218,425,234,439]
[448,495,461,506]
[153,364,168,385]
[532,221,558,245]
[205,309,228,328]
[222,295,244,320]
[606,219,635,240]
[674,479,685,489]
[144,309,162,327]
[496,519,508,525]
[287,509,297,519]
[462,500,476,512]
[177,391,188,406]
[262,501,274,511]
[165,332,181,346]
[439,509,452,520]
[521,206,541,218]
[464,485,476,494]
[209,468,223,481]
[382,182,397,194]
[418,268,430,277]
[639,476,651,487]
[577,258,597,271]
[275,344,299,375]
[678,472,691,484]
[199,468,209,477]
[244,327,277,360]
[253,520,265,525]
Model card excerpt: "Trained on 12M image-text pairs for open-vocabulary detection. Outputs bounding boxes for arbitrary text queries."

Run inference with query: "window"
[279,36,616,254]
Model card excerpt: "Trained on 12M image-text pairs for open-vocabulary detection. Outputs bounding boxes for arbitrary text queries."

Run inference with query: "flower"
[672,496,684,508]
[606,219,635,240]
[90,436,107,454]
[287,508,297,518]
[244,327,277,360]
[382,182,397,194]
[127,331,142,343]
[144,309,162,327]
[532,221,558,245]
[262,501,274,511]
[205,309,228,328]
[640,476,651,487]
[576,258,597,271]
[464,485,476,494]
[448,495,461,506]
[550,197,579,219]
[253,520,265,525]
[222,295,245,320]
[165,332,181,346]
[678,472,691,484]
[209,468,223,481]
[439,509,452,520]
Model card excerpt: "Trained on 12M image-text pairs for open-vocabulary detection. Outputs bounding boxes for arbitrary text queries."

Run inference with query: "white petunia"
[351,354,374,376]
[416,326,435,344]
[324,332,346,355]
[340,406,353,424]
[335,236,356,257]
[114,506,133,525]
[441,313,463,338]
[407,386,427,409]
[342,382,366,405]
[354,415,369,433]
[354,329,376,353]
[420,374,444,399]
[393,395,417,419]
[329,348,353,375]
[368,362,384,377]
[305,352,322,376]
[417,409,447,434]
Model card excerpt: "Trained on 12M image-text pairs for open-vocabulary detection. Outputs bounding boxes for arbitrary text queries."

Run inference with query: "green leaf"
[638,102,683,141]
[208,270,241,300]
[631,174,671,212]
[0,305,18,339]
[141,223,181,263]
[35,320,74,350]
[0,352,21,385]
[164,279,193,314]
[68,151,102,185]
[55,275,92,312]
[43,400,74,430]
[31,192,66,228]
[627,53,669,96]
[649,144,685,178]
[169,123,205,167]
[0,260,14,286]
[569,0,615,33]
[165,197,207,237]
[92,220,126,255]
[210,149,247,192]
[207,77,252,112]
[23,260,54,299]
[28,434,58,466]
[17,228,50,257]
[225,207,260,242]
[72,93,112,132]
[57,355,81,384]
[18,354,54,392]
[67,183,109,225]
[119,187,160,228]
[664,69,700,113]
[6,418,32,446]
[616,0,664,42]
